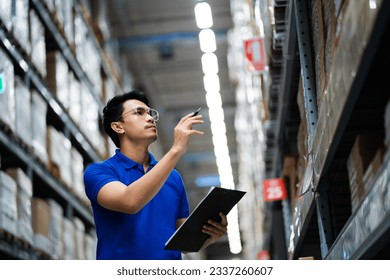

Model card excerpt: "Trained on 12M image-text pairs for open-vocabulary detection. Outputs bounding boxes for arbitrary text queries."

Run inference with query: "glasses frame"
[117,106,159,122]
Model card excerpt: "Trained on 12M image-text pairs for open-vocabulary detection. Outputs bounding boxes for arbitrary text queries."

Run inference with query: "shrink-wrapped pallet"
[46,51,70,109]
[62,217,75,259]
[6,168,33,245]
[29,9,47,77]
[46,126,72,187]
[73,217,85,259]
[32,198,53,256]
[47,199,64,259]
[0,0,13,30]
[84,231,97,260]
[0,171,18,236]
[0,49,15,132]
[31,90,48,165]
[14,76,31,146]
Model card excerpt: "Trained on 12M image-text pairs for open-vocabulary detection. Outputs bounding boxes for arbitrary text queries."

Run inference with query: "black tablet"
[164,187,246,252]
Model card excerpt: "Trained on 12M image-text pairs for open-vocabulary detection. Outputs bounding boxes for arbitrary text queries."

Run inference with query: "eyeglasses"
[118,106,159,122]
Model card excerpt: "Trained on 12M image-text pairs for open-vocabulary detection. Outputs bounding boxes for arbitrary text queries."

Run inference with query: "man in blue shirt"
[84,89,227,259]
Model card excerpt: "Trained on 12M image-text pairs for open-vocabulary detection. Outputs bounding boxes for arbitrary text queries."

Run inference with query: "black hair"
[103,89,150,148]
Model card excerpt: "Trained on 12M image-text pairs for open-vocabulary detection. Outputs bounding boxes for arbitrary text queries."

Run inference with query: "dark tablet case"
[164,187,246,252]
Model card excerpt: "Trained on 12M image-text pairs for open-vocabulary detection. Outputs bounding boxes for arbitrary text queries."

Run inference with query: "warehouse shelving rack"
[268,0,390,259]
[0,0,122,259]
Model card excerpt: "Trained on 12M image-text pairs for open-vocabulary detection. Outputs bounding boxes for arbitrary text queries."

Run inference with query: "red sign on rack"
[257,250,270,260]
[243,37,266,73]
[263,178,287,202]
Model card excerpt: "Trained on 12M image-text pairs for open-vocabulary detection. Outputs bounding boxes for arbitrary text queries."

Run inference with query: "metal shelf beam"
[294,0,318,148]
[30,0,104,111]
[288,0,389,259]
[0,26,100,163]
[326,151,390,259]
[0,130,94,226]
[272,0,299,177]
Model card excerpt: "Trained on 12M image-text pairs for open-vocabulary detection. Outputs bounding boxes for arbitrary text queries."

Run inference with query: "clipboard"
[164,187,246,252]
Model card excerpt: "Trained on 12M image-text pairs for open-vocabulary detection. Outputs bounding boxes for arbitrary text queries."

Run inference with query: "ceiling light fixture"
[194,2,213,28]
[194,1,243,255]
[201,53,219,74]
[198,29,217,52]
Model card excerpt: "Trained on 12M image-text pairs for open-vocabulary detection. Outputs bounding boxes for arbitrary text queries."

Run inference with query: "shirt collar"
[114,149,158,170]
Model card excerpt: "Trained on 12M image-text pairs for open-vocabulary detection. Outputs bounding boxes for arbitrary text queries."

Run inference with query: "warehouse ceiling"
[96,0,238,259]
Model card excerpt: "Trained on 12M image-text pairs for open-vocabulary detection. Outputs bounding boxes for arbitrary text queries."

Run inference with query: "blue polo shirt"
[84,149,189,260]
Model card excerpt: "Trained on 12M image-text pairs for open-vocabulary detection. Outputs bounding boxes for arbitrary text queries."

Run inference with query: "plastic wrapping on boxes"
[226,27,248,86]
[5,168,33,245]
[362,148,384,194]
[327,152,390,259]
[12,0,30,55]
[74,217,85,259]
[64,1,75,47]
[32,198,53,255]
[310,0,326,106]
[347,133,384,212]
[0,0,13,30]
[31,90,49,165]
[29,9,47,78]
[84,40,102,94]
[47,199,64,259]
[52,0,75,47]
[103,77,116,105]
[62,217,75,259]
[74,10,102,94]
[71,147,85,201]
[312,0,381,182]
[46,51,70,110]
[0,171,18,236]
[74,11,89,63]
[47,126,72,187]
[14,76,32,146]
[68,72,82,126]
[84,232,97,260]
[81,89,105,155]
[0,49,16,131]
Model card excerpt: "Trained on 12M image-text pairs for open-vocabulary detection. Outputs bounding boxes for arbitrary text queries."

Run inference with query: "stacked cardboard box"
[46,126,72,188]
[362,148,384,194]
[0,171,18,236]
[12,0,31,55]
[0,49,15,132]
[47,199,63,259]
[347,133,383,212]
[29,9,47,77]
[31,90,49,165]
[62,217,75,259]
[310,0,326,106]
[283,155,298,210]
[74,217,85,259]
[45,51,70,110]
[84,232,97,260]
[6,168,33,245]
[32,197,53,255]
[14,76,32,146]
[0,0,13,30]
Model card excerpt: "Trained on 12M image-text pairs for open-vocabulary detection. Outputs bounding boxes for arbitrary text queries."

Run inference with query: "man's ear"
[111,122,124,134]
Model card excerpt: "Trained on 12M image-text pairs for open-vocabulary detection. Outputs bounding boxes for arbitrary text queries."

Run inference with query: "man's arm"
[97,113,203,214]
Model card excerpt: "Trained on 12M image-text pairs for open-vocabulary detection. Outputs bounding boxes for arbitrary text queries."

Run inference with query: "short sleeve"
[83,162,119,203]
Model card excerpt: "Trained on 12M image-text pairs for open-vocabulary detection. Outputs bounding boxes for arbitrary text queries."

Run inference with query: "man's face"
[118,99,158,144]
